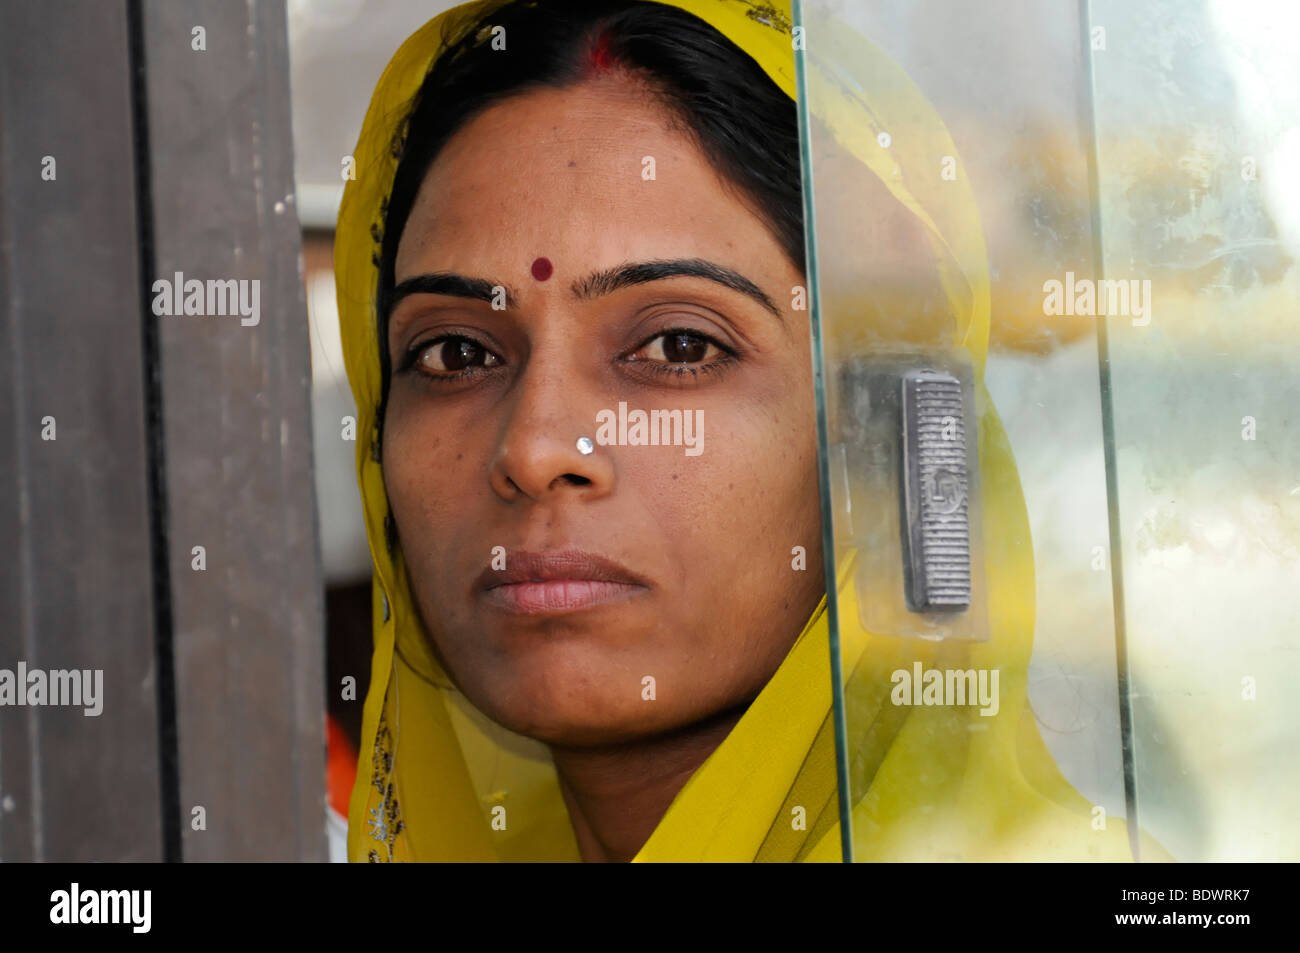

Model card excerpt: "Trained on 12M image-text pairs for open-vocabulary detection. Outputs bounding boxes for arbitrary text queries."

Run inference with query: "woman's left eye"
[630,330,725,365]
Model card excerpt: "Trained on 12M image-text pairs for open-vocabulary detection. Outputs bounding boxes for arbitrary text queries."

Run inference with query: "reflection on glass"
[800,0,1297,862]
[1087,0,1300,861]
[798,0,1156,860]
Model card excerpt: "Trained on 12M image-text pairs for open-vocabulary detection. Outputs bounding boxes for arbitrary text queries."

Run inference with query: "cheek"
[381,397,484,563]
[642,381,819,582]
[383,403,437,520]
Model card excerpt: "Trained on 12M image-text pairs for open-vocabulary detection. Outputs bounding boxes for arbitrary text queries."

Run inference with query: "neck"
[549,703,748,862]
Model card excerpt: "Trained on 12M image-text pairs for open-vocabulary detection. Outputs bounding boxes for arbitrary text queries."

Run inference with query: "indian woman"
[336,0,1170,862]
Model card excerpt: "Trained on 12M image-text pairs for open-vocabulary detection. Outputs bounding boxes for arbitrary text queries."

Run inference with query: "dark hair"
[374,0,804,439]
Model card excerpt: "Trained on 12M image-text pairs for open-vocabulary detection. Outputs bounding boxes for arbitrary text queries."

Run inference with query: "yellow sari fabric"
[338,0,1168,862]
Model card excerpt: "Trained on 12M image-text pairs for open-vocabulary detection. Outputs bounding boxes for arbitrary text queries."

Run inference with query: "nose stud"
[576,436,594,455]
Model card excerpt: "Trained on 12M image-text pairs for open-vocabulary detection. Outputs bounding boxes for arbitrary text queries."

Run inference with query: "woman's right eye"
[408,335,502,375]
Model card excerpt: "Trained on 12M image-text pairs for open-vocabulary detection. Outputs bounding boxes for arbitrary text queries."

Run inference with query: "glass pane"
[1087,0,1300,861]
[796,0,1138,860]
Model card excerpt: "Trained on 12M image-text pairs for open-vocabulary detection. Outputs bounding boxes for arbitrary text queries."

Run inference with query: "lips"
[475,549,651,615]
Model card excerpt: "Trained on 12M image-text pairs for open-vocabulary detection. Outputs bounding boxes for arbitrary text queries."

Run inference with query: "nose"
[488,370,615,504]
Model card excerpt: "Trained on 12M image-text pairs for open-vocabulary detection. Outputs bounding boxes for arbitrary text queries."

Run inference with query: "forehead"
[394,77,777,280]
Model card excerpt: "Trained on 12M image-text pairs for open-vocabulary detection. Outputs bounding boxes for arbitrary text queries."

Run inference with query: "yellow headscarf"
[337,0,1170,862]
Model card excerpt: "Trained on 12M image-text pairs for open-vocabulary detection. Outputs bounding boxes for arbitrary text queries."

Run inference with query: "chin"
[487,697,668,748]
[463,659,683,748]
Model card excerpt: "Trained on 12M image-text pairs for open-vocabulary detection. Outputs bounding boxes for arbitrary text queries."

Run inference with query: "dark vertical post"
[0,0,325,862]
[139,0,326,861]
[0,0,165,862]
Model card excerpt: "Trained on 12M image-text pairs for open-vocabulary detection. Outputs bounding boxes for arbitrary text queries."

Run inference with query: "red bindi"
[530,257,553,281]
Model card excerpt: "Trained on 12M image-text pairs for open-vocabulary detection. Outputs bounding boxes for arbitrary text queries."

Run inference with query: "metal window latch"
[900,370,972,612]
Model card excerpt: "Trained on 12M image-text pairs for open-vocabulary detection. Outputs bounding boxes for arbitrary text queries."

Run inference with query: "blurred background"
[2,0,1296,861]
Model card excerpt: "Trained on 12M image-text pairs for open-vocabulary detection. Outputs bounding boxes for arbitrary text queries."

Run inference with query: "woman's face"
[383,74,824,746]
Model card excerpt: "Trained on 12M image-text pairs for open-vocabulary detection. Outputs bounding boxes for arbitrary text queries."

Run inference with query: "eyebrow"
[386,273,519,316]
[386,257,782,322]
[572,258,782,319]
